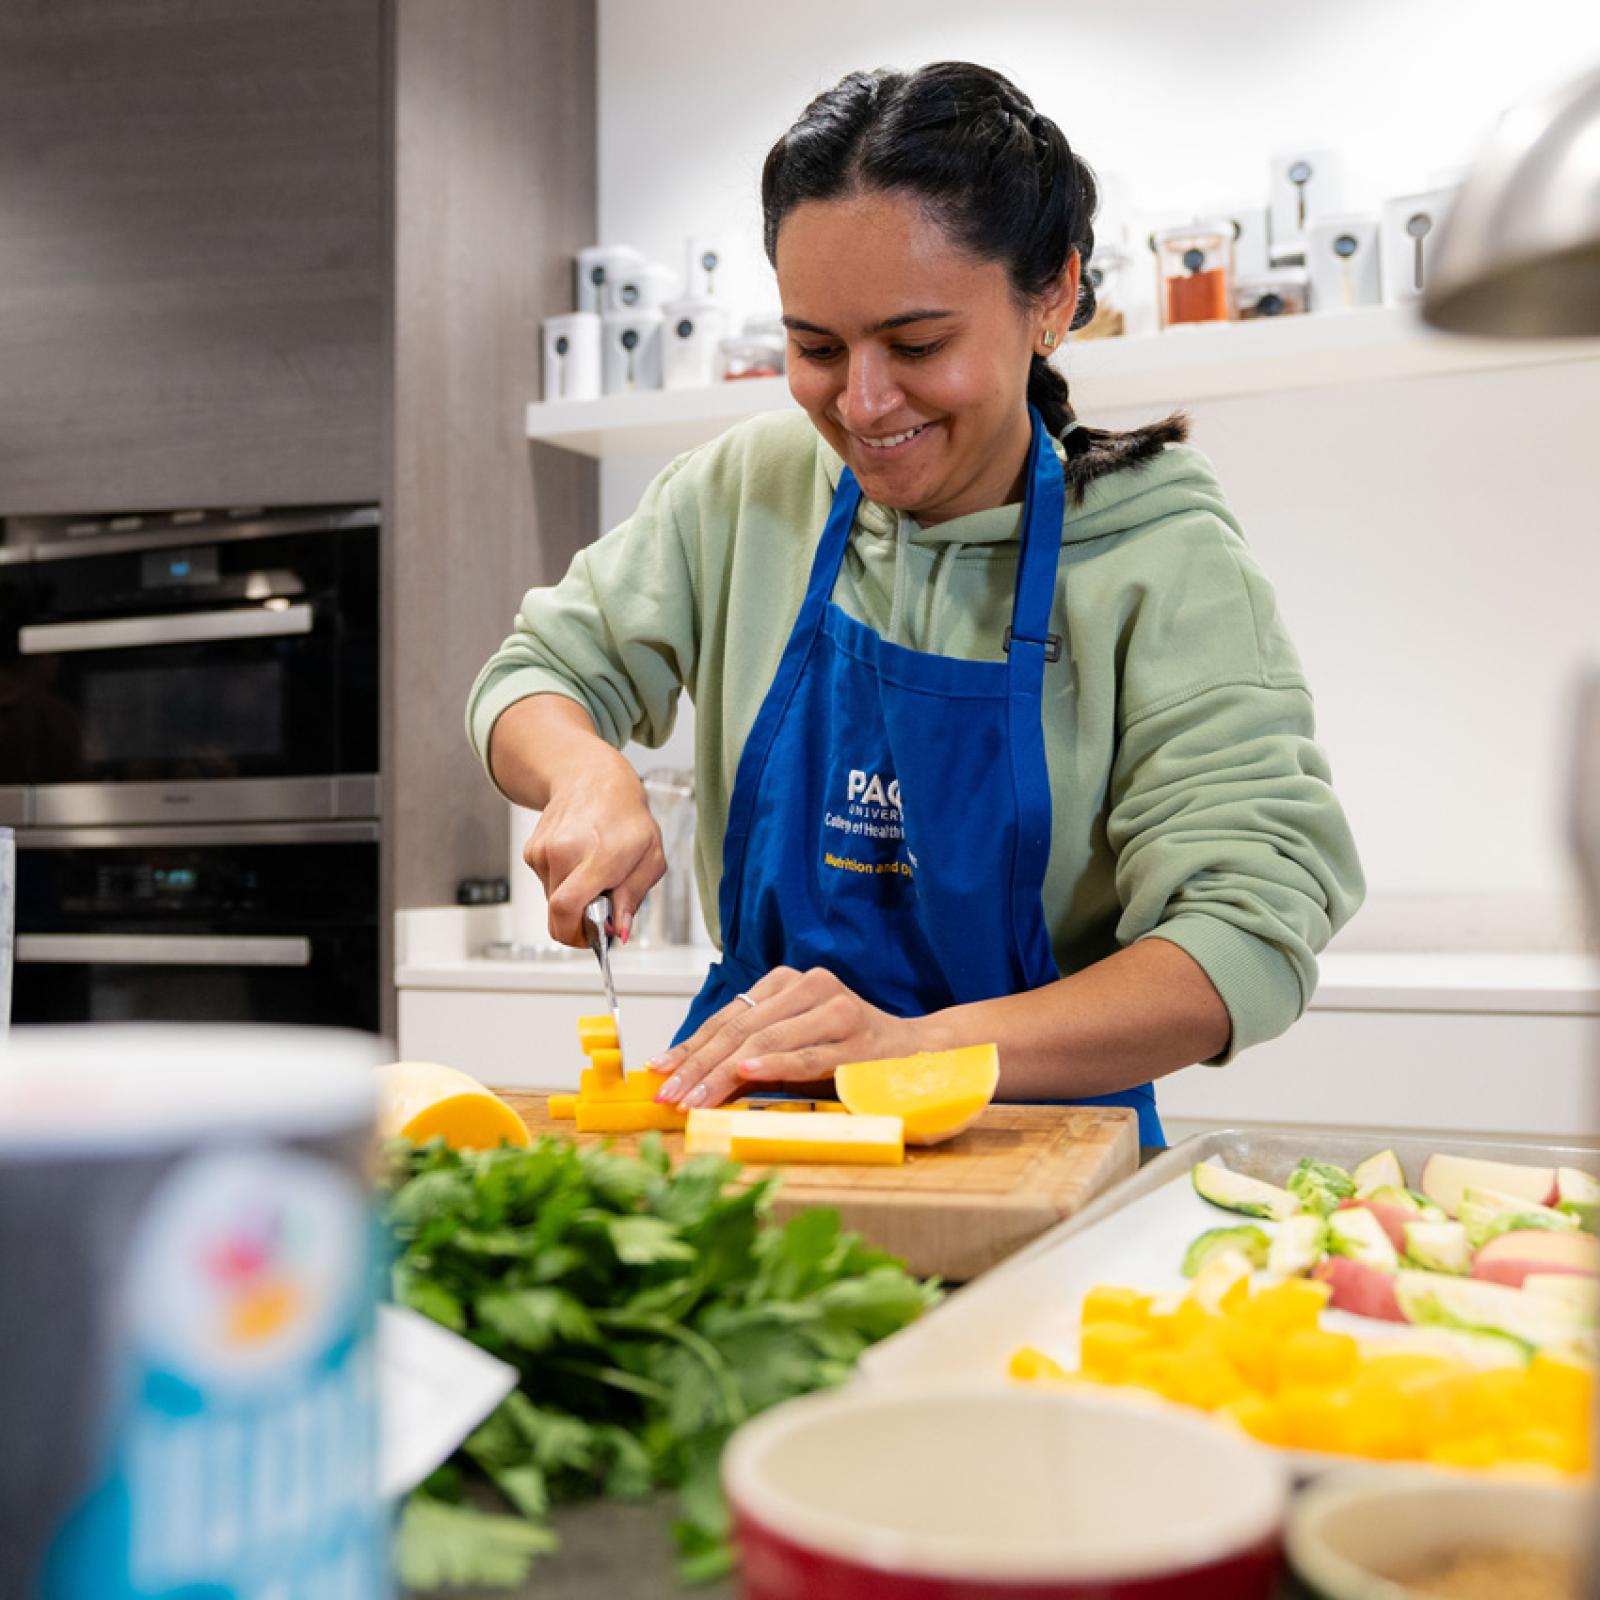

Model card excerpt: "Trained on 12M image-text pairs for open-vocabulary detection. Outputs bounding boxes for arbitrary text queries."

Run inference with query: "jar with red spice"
[1150,219,1237,329]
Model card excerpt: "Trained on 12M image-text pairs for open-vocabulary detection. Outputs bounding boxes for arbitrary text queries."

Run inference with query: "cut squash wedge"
[378,1061,531,1150]
[834,1044,999,1145]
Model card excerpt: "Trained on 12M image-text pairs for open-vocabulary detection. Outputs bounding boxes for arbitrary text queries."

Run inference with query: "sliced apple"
[1418,1152,1556,1218]
[1472,1228,1600,1288]
[1312,1254,1404,1322]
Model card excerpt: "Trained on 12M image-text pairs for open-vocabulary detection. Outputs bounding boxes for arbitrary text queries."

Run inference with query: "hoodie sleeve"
[466,451,702,778]
[1104,525,1366,1064]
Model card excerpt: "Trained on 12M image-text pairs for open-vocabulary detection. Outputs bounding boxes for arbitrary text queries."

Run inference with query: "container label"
[44,1146,388,1599]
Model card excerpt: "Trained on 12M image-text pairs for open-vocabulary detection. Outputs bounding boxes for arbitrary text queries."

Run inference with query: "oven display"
[141,546,220,590]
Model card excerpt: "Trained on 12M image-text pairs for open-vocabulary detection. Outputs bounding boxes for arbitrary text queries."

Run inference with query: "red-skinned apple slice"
[1419,1153,1556,1218]
[1312,1254,1405,1322]
[1471,1229,1600,1288]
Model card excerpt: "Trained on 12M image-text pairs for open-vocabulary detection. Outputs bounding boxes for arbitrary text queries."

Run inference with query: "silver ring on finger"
[734,991,758,1009]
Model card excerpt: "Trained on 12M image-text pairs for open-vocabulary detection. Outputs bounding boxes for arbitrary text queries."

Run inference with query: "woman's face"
[775,189,1075,525]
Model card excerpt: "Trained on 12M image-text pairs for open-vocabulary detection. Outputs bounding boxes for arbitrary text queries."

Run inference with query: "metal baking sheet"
[860,1124,1599,1387]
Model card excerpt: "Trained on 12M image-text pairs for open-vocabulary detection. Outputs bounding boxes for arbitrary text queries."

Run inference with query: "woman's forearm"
[488,694,623,808]
[917,938,1232,1100]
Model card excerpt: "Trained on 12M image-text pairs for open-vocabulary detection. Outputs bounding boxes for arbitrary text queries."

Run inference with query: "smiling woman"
[468,62,1366,1147]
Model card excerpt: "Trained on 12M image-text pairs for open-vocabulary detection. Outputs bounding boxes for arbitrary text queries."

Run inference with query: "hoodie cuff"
[1134,914,1311,1066]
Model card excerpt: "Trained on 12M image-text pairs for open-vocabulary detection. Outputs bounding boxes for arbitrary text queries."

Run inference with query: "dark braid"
[761,63,1185,496]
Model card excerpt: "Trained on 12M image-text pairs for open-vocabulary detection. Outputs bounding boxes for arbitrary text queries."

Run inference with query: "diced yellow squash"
[587,1046,624,1084]
[1217,1318,1277,1394]
[1218,1394,1285,1446]
[1500,1426,1586,1475]
[1009,1345,1070,1381]
[834,1044,999,1146]
[1274,1386,1353,1454]
[1173,1349,1253,1412]
[548,1093,578,1120]
[577,1015,619,1056]
[377,1061,531,1151]
[1344,1387,1421,1460]
[727,1110,904,1166]
[574,1101,687,1134]
[1273,1331,1363,1395]
[1123,1349,1183,1401]
[1080,1285,1152,1327]
[579,1066,660,1102]
[1080,1322,1155,1383]
[1239,1277,1331,1335]
[1526,1350,1595,1431]
[1426,1433,1507,1471]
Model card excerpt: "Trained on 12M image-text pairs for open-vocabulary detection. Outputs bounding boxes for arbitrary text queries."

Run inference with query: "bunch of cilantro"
[380,1132,941,1590]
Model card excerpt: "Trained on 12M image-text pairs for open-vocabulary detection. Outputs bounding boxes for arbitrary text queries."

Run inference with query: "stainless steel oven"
[0,505,378,827]
[13,822,379,1030]
[3,504,382,1031]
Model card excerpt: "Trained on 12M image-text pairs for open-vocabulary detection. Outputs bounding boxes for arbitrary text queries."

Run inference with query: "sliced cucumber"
[1191,1159,1298,1222]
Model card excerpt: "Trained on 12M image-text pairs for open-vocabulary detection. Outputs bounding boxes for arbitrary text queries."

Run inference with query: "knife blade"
[583,894,623,1059]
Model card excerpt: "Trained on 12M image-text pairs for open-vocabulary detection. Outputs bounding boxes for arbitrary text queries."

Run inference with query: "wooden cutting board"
[501,1093,1139,1282]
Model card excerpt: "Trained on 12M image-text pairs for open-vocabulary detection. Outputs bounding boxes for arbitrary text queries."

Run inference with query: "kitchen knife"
[583,894,624,1059]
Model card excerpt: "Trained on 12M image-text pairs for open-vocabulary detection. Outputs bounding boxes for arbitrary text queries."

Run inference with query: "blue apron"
[675,408,1163,1146]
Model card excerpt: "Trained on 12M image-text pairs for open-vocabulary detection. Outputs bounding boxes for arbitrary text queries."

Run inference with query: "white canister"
[601,308,664,394]
[541,311,602,402]
[607,261,678,313]
[575,244,644,316]
[684,235,731,302]
[1306,216,1382,312]
[1268,147,1345,257]
[1379,188,1457,305]
[0,1025,385,1597]
[660,298,730,390]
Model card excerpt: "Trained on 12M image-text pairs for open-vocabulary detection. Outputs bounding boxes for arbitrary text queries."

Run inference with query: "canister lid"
[0,1024,382,1155]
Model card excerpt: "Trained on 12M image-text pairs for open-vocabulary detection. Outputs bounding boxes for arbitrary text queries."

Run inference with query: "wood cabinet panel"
[0,0,384,513]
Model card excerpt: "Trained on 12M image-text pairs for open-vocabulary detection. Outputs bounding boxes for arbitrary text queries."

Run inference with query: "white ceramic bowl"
[1287,1469,1593,1598]
[723,1379,1288,1598]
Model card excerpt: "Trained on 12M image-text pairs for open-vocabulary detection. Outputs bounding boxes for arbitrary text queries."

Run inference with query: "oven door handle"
[17,603,315,655]
[15,933,312,968]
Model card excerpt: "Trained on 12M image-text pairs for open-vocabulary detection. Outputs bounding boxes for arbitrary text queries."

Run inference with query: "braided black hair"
[762,63,1186,493]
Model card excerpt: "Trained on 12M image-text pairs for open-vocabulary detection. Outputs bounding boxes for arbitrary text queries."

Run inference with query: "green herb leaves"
[381,1135,939,1590]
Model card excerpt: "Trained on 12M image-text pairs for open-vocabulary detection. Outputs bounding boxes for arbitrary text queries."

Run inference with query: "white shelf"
[525,306,1600,460]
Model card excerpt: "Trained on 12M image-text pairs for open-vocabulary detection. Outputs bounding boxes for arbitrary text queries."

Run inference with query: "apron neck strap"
[1008,407,1067,653]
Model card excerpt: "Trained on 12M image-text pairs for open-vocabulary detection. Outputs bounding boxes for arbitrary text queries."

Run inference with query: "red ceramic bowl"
[723,1381,1288,1599]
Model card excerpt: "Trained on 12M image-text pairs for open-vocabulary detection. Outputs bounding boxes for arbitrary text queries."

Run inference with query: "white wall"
[595,0,1600,939]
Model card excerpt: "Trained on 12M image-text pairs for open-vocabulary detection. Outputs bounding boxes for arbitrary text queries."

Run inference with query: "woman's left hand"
[650,966,927,1109]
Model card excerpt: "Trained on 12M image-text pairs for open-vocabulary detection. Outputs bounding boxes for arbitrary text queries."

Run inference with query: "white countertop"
[396,905,1600,1016]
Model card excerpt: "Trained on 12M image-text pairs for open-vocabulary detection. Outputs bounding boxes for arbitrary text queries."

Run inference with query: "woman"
[469,63,1364,1146]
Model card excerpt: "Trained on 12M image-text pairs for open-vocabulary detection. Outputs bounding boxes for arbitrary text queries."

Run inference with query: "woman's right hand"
[491,694,668,948]
[524,749,665,948]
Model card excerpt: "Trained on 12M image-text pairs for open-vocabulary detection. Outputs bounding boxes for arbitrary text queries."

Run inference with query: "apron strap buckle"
[1003,624,1063,664]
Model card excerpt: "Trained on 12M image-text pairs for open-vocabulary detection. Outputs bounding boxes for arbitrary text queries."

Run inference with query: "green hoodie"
[468,408,1364,1063]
